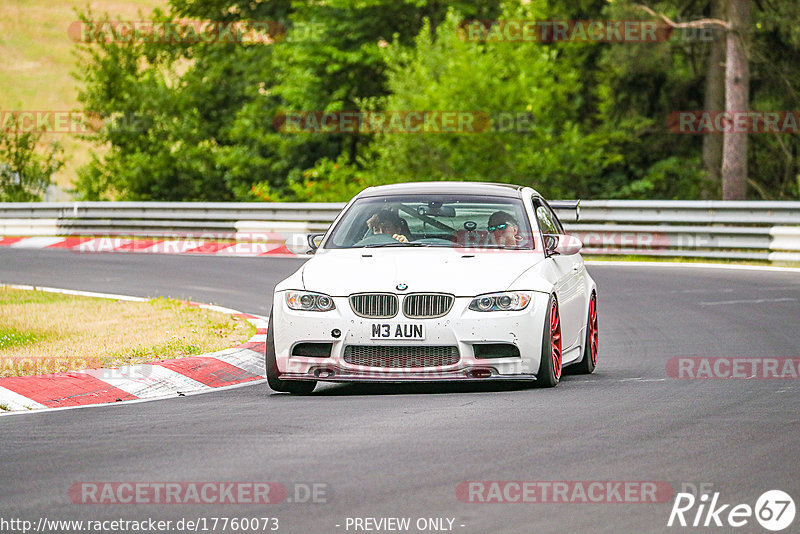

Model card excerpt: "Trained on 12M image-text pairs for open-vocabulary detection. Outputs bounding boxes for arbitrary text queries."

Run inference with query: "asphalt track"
[2,248,800,534]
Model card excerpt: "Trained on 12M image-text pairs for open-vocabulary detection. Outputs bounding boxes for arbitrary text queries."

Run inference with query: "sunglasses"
[488,223,514,232]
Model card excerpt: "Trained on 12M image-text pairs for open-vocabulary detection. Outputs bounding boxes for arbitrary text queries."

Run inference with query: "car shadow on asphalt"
[290,381,536,396]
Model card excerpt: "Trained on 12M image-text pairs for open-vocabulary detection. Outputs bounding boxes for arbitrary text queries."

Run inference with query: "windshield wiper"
[364,242,435,248]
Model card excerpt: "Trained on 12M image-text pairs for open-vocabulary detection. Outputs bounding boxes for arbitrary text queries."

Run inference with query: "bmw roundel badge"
[396,283,408,291]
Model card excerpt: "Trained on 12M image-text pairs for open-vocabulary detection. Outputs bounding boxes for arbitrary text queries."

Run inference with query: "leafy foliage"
[0,115,64,201]
[71,0,800,201]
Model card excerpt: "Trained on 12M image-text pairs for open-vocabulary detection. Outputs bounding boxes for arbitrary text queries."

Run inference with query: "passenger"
[488,211,521,247]
[366,209,409,243]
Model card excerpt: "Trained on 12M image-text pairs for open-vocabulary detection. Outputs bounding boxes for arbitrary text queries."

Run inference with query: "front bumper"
[272,292,549,383]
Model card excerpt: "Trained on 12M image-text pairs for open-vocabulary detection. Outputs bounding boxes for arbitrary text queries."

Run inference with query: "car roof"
[358,181,541,199]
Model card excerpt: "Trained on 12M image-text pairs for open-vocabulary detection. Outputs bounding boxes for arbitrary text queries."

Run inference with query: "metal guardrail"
[1,200,799,263]
[571,201,800,262]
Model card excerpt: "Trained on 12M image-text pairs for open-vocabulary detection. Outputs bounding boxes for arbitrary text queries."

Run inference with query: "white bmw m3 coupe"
[266,182,598,394]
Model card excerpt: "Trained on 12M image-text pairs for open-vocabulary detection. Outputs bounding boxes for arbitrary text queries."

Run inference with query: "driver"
[488,211,521,247]
[366,209,409,243]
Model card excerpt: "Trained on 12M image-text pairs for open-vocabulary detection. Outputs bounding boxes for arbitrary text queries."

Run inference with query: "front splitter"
[279,371,538,383]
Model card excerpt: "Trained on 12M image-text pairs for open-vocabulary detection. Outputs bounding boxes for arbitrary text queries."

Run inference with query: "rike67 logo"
[668,490,796,531]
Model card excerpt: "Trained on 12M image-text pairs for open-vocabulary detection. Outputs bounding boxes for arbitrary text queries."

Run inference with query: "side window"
[535,205,558,234]
[532,199,564,235]
[546,203,565,234]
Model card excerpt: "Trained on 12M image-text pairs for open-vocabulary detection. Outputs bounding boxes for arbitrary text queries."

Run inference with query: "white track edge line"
[0,378,266,417]
[2,283,148,302]
[585,260,800,273]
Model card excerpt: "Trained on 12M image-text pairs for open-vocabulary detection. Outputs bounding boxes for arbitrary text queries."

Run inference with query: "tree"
[577,0,713,198]
[286,4,623,201]
[74,0,502,200]
[247,0,503,198]
[72,0,799,201]
[0,115,64,202]
[703,0,725,197]
[748,0,800,199]
[73,7,282,200]
[721,0,750,199]
[608,0,799,199]
[367,10,592,194]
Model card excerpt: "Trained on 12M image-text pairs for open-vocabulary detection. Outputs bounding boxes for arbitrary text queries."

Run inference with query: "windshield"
[324,194,535,250]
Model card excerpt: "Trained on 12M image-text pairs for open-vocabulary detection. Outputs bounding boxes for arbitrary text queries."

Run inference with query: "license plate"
[370,323,425,340]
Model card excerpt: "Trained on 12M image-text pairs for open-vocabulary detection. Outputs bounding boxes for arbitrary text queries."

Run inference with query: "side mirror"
[306,233,325,253]
[285,233,325,255]
[545,234,583,256]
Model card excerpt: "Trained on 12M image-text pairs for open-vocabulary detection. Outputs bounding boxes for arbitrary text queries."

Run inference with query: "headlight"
[286,291,336,311]
[469,292,531,312]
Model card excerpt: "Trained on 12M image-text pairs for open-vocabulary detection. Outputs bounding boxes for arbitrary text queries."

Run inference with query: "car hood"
[300,248,545,296]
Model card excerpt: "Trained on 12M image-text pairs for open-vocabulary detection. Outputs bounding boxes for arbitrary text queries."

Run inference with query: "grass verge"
[0,287,255,377]
[0,0,166,193]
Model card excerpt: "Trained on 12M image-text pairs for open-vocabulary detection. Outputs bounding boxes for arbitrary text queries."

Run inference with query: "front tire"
[265,315,316,394]
[536,294,562,388]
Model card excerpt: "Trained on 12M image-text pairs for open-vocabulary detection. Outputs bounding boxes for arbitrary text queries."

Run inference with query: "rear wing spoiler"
[548,200,581,222]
